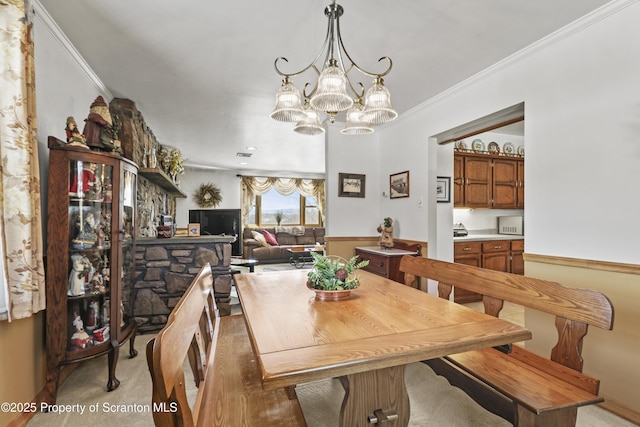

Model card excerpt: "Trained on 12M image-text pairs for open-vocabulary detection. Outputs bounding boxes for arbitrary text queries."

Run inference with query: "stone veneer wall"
[134,237,232,334]
[109,98,178,238]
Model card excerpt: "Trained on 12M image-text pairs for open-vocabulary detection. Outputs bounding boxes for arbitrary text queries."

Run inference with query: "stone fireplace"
[134,235,235,334]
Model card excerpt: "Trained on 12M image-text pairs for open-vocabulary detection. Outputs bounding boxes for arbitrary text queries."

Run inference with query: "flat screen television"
[188,209,242,256]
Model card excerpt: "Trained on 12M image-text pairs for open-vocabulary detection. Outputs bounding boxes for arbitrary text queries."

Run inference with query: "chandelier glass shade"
[271,1,397,135]
[309,60,354,113]
[361,77,398,124]
[294,101,325,136]
[270,77,306,122]
[341,98,373,135]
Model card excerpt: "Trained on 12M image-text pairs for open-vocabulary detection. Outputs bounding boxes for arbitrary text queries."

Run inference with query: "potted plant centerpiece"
[307,252,369,300]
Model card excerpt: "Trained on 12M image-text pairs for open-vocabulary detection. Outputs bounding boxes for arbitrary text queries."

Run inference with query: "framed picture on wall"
[436,176,451,203]
[338,173,366,198]
[390,171,410,199]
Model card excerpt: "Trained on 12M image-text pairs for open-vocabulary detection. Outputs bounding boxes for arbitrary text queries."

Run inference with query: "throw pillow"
[251,230,269,247]
[261,229,279,246]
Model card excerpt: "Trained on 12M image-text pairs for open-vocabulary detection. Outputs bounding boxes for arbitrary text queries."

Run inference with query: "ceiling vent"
[236,152,252,158]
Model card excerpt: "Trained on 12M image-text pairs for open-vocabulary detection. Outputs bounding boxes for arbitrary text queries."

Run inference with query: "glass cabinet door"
[118,167,136,335]
[67,160,113,351]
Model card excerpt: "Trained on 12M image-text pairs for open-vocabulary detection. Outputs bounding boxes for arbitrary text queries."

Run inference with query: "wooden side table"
[355,246,419,283]
[287,246,323,268]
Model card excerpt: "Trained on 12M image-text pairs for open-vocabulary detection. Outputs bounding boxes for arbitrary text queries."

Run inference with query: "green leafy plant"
[275,210,283,225]
[307,253,369,291]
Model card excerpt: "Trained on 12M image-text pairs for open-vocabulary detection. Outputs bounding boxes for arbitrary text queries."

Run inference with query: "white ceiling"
[37,0,611,175]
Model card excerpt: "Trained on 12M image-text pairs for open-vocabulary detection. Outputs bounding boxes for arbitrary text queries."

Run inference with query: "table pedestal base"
[339,365,410,427]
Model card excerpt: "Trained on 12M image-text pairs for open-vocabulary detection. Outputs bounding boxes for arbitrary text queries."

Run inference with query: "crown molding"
[31,0,112,99]
[401,0,639,121]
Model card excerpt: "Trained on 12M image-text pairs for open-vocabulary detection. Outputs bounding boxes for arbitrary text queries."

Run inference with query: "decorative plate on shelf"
[455,140,467,151]
[472,139,485,153]
[517,145,525,156]
[503,142,515,155]
[488,142,500,154]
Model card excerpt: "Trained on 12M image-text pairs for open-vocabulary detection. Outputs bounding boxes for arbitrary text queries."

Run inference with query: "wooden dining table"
[234,269,531,427]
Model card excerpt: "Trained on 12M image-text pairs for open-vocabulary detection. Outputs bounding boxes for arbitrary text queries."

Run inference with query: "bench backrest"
[146,264,217,427]
[399,256,614,371]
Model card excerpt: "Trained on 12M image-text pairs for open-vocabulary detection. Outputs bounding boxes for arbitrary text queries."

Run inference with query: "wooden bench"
[146,264,307,426]
[399,256,614,427]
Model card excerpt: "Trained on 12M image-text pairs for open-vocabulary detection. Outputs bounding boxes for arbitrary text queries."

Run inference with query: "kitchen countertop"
[454,233,524,242]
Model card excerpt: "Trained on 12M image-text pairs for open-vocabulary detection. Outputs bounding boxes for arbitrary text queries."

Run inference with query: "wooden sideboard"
[355,245,419,283]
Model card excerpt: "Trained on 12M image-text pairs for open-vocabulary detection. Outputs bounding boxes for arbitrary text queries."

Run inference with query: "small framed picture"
[338,173,366,198]
[188,223,200,237]
[390,171,410,199]
[436,176,451,203]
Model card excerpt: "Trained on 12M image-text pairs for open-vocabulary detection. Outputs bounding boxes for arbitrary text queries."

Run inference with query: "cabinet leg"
[107,339,121,391]
[129,322,138,358]
[43,366,61,406]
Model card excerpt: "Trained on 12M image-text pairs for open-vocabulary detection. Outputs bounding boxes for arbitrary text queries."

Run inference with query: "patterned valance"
[240,176,325,226]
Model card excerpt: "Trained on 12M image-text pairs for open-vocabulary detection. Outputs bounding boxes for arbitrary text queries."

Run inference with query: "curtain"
[0,0,46,321]
[241,176,325,226]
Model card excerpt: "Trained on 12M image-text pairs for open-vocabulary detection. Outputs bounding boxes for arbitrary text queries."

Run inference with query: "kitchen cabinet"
[454,152,524,208]
[516,159,525,209]
[44,137,138,405]
[492,159,517,208]
[510,239,525,274]
[482,241,510,272]
[453,241,482,303]
[454,154,492,208]
[454,238,524,303]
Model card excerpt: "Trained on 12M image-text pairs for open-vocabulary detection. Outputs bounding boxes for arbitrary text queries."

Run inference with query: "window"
[247,188,321,226]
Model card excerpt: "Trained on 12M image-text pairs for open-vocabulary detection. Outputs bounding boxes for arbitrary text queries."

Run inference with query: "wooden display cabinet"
[44,137,138,405]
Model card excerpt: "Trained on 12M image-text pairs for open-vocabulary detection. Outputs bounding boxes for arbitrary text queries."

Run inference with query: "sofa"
[242,226,325,263]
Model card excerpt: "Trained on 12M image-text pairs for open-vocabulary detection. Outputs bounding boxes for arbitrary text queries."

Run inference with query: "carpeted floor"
[28,336,635,426]
[27,264,638,426]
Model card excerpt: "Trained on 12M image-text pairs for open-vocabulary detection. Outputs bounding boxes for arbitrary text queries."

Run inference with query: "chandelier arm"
[302,65,323,99]
[335,15,393,78]
[350,81,365,100]
[340,63,365,99]
[274,8,334,78]
[302,82,314,100]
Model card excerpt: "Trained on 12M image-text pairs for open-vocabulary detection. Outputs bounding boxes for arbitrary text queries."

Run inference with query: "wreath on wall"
[193,183,222,208]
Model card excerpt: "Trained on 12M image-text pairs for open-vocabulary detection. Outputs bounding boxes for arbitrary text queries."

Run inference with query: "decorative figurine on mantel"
[377,217,394,249]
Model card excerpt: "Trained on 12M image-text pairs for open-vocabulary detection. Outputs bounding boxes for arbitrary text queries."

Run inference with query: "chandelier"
[270,1,398,136]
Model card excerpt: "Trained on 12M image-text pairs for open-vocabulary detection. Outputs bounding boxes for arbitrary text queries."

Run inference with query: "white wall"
[324,126,381,236]
[33,4,112,244]
[174,169,243,227]
[376,118,431,242]
[376,0,640,265]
